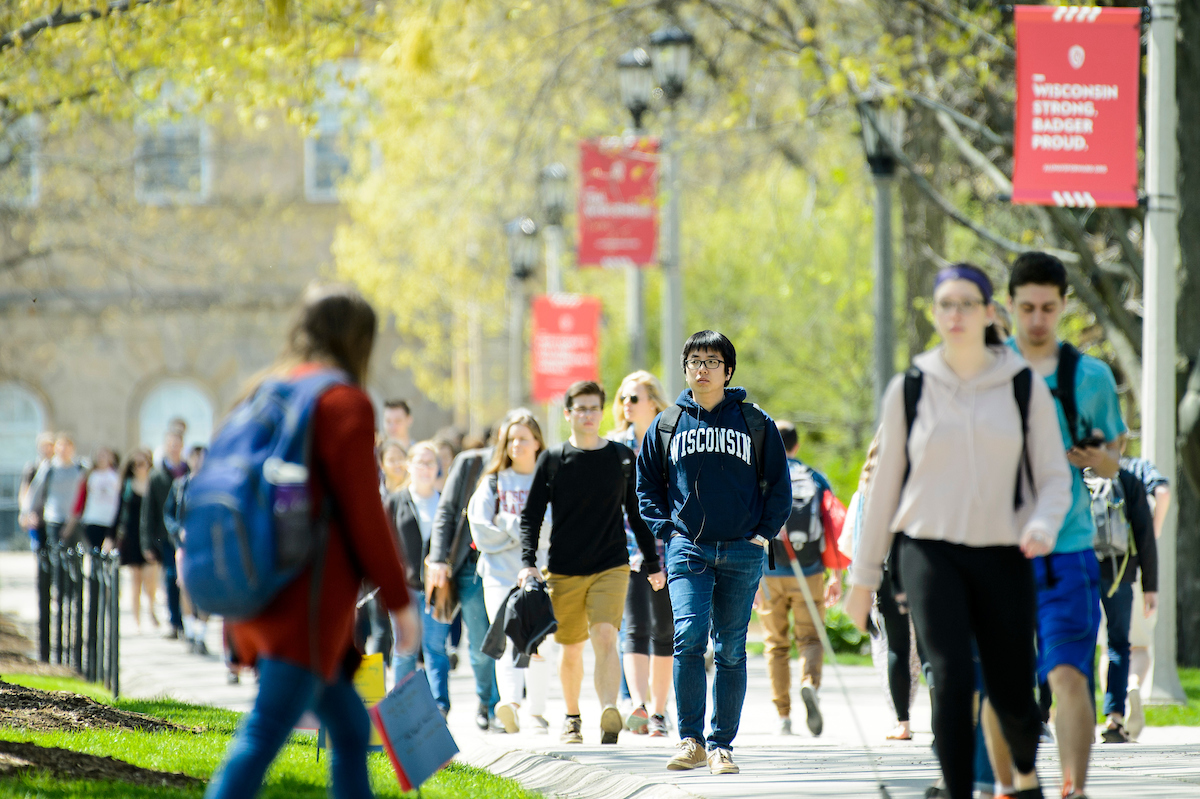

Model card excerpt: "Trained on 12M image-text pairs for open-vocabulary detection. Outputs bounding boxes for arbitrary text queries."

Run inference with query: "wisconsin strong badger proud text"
[668,425,754,467]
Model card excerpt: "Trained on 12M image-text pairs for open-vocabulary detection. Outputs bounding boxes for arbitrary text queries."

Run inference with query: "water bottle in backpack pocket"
[181,370,347,620]
[1086,472,1130,560]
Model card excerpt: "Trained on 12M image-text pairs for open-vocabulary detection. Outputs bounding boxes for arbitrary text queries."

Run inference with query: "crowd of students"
[18,264,1200,799]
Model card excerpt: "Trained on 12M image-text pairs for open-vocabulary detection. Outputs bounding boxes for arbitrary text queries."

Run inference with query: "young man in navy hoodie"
[636,331,791,775]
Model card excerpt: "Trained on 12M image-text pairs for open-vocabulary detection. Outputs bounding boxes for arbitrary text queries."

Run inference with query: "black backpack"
[778,462,825,569]
[1050,341,1085,447]
[903,366,1036,510]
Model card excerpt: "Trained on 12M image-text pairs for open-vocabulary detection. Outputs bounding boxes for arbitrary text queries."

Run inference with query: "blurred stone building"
[0,98,449,547]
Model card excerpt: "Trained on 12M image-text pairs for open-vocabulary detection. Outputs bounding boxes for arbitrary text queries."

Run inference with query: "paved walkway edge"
[457,741,700,799]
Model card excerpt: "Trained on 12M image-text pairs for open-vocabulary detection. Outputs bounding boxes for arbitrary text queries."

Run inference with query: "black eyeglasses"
[685,358,725,371]
[619,395,639,404]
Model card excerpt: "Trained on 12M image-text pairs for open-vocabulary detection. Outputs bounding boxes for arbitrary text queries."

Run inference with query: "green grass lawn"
[0,674,539,799]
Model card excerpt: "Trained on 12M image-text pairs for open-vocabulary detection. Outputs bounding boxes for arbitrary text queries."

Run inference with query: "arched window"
[0,383,46,545]
[138,379,214,453]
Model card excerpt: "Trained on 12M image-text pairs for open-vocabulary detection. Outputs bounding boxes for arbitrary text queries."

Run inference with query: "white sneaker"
[1126,686,1145,741]
[529,714,550,734]
[496,703,520,734]
[779,717,793,735]
[708,747,739,775]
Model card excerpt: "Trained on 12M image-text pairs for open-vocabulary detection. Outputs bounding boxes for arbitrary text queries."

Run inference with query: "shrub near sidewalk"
[0,675,538,799]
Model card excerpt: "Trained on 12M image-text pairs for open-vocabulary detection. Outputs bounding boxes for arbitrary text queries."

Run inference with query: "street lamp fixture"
[507,216,539,281]
[539,163,569,228]
[857,94,900,177]
[617,48,654,130]
[649,25,694,103]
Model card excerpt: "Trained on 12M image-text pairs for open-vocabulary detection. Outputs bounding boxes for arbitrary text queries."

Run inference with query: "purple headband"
[934,264,993,305]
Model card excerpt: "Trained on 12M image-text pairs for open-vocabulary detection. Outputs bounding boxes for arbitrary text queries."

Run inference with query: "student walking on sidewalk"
[469,411,552,734]
[756,420,848,739]
[637,330,792,776]
[1005,252,1127,799]
[844,264,1073,799]
[519,380,663,746]
[207,283,418,799]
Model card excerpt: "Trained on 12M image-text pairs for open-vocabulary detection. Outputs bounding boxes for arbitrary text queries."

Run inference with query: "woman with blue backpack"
[204,283,419,799]
[844,264,1073,799]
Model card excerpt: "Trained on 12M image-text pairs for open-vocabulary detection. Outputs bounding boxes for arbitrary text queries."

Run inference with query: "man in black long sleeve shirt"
[519,381,664,746]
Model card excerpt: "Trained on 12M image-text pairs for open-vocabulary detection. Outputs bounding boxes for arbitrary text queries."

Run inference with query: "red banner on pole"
[578,137,659,267]
[530,294,602,403]
[1012,6,1141,208]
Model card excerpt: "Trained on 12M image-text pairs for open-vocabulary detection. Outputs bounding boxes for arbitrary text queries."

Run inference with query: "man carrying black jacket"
[519,381,664,746]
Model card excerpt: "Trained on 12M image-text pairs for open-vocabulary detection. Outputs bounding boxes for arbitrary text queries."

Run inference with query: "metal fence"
[37,544,120,696]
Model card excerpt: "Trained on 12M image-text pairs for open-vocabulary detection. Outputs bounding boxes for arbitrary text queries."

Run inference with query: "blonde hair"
[611,370,670,433]
[485,412,545,476]
[407,440,441,465]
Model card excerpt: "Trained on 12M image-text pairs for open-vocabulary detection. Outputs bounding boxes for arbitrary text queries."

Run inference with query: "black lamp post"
[507,216,538,405]
[648,25,693,396]
[649,26,694,103]
[856,94,900,419]
[617,48,653,132]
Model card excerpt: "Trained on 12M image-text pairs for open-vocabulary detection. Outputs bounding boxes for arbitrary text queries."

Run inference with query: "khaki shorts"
[546,565,630,645]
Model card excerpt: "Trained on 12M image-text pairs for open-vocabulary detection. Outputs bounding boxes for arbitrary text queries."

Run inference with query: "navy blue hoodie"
[636,387,792,544]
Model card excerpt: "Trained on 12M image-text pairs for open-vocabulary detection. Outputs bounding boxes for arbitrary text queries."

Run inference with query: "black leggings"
[899,535,1041,799]
[877,569,919,723]
[624,567,673,657]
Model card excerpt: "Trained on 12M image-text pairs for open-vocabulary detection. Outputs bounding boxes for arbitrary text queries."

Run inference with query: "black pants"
[899,536,1041,799]
[624,566,673,657]
[877,568,919,723]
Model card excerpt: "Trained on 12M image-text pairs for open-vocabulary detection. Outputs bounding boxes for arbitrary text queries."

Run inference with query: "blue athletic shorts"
[1033,551,1101,685]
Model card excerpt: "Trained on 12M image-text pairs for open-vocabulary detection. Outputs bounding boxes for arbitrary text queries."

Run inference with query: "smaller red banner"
[578,137,659,267]
[530,294,602,403]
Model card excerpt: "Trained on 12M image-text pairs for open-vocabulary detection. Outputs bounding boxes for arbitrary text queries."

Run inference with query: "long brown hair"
[118,448,153,487]
[484,412,545,476]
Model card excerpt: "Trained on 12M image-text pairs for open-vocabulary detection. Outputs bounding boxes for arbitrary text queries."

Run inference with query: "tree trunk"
[899,12,943,361]
[1175,0,1200,666]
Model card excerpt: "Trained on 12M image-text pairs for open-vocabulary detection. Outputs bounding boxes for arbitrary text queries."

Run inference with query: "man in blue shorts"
[1007,252,1125,799]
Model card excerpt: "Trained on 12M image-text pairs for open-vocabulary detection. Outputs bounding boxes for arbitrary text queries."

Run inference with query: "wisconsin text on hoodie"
[668,425,754,467]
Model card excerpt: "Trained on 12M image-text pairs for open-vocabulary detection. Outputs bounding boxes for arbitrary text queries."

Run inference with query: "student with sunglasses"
[609,371,674,737]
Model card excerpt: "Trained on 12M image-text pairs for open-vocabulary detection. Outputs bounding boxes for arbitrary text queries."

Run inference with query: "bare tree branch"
[0,0,172,54]
[904,0,1014,60]
[905,90,1010,146]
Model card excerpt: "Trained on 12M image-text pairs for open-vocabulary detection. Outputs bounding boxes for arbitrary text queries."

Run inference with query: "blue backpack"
[181,370,347,621]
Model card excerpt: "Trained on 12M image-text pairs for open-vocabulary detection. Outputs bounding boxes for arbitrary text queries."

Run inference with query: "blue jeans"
[1100,579,1134,717]
[666,535,763,751]
[206,658,372,799]
[161,542,183,631]
[393,591,452,712]
[457,560,498,714]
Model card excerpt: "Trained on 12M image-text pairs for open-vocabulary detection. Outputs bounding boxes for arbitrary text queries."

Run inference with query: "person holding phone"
[1005,253,1127,799]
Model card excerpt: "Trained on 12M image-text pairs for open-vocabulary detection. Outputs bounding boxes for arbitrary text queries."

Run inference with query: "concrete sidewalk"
[1,550,1198,798]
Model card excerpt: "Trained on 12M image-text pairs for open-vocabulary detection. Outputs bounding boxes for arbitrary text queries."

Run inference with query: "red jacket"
[821,491,851,571]
[230,367,410,682]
